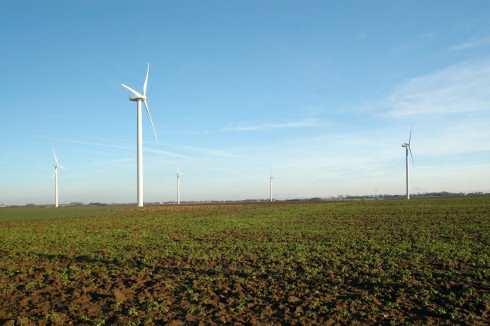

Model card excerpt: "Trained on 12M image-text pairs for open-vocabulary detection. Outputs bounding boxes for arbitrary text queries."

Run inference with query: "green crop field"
[0,197,489,325]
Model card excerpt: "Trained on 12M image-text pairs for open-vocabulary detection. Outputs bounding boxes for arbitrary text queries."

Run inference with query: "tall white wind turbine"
[401,126,414,200]
[52,147,65,208]
[176,165,181,205]
[121,63,158,207]
[269,173,273,202]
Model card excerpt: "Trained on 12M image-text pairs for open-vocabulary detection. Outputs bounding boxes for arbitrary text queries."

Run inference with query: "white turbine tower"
[52,147,65,208]
[121,63,158,207]
[269,173,273,202]
[176,165,181,205]
[401,126,414,200]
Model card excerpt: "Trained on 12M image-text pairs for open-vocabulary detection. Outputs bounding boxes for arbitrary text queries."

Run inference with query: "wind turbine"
[401,126,414,200]
[269,172,273,202]
[176,165,181,205]
[52,147,65,208]
[121,63,158,207]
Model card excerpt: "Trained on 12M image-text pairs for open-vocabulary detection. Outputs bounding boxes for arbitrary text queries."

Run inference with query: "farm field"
[0,197,489,325]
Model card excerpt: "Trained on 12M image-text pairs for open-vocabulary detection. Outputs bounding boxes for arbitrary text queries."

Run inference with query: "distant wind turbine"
[269,172,273,202]
[401,126,414,200]
[176,165,181,205]
[121,63,158,207]
[52,147,65,208]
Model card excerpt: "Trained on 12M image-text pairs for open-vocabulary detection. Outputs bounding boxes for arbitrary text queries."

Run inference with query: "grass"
[0,197,489,324]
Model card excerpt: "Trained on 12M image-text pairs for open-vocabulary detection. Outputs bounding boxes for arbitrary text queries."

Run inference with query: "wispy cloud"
[77,158,133,170]
[176,144,241,158]
[392,31,441,55]
[411,121,490,157]
[145,147,189,158]
[385,60,490,116]
[35,135,188,158]
[221,118,325,132]
[448,35,490,51]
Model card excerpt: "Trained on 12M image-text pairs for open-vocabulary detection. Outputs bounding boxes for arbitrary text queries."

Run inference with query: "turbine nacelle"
[401,126,414,167]
[129,95,146,101]
[52,147,65,171]
[53,163,64,171]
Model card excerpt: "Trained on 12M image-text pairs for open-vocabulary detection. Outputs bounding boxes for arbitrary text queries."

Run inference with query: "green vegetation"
[0,197,489,324]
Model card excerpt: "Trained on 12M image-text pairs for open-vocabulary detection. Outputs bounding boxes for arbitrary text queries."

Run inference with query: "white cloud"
[385,60,490,116]
[36,135,187,158]
[413,121,490,157]
[173,144,240,158]
[448,35,490,51]
[392,31,441,55]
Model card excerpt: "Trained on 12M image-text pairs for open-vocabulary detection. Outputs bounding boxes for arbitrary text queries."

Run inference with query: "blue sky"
[1,1,490,205]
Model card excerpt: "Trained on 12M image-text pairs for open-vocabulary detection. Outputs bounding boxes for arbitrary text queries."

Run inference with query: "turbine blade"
[59,165,66,170]
[52,168,56,179]
[52,147,58,164]
[143,100,158,143]
[121,84,143,98]
[408,124,412,145]
[143,63,149,96]
[409,147,414,166]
